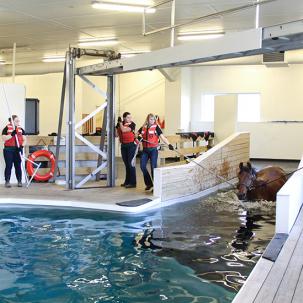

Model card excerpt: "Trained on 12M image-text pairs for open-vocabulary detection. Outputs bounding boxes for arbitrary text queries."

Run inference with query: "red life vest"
[4,123,24,147]
[141,123,159,148]
[118,122,135,144]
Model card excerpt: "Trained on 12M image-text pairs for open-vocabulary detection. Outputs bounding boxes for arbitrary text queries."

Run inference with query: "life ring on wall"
[26,150,56,182]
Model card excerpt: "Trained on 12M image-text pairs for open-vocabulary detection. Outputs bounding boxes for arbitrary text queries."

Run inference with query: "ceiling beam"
[77,19,303,76]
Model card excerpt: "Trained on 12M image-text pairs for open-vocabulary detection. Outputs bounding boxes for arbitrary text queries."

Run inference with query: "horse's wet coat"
[237,162,287,201]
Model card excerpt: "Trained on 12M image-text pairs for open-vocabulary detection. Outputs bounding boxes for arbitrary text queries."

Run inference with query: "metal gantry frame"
[53,47,116,190]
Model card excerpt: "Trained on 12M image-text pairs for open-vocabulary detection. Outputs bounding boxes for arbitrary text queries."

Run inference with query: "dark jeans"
[3,148,22,182]
[121,143,137,186]
[140,148,158,187]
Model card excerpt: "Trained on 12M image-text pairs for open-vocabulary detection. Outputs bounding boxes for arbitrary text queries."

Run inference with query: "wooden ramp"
[154,132,250,202]
[233,207,303,303]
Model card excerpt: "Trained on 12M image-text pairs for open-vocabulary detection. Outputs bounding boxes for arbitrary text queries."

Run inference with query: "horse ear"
[247,162,252,170]
[239,162,243,170]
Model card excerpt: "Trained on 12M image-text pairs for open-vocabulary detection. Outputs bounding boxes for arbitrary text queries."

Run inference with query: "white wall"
[180,68,191,132]
[1,70,165,136]
[1,74,83,136]
[2,63,303,160]
[214,95,238,143]
[191,65,303,122]
[165,70,181,135]
[0,84,26,183]
[237,122,303,160]
[118,71,165,129]
[189,64,303,159]
[81,71,165,131]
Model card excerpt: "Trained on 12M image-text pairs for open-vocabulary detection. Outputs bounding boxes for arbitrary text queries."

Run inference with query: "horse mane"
[240,164,257,176]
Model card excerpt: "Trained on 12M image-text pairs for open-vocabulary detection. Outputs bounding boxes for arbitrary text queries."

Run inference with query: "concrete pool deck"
[0,182,162,213]
[0,179,231,213]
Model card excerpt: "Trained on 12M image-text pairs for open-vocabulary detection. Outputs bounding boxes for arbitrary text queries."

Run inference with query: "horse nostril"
[237,193,245,200]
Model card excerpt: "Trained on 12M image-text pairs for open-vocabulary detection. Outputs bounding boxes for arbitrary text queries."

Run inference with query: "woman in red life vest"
[115,112,137,188]
[2,115,27,188]
[138,113,174,191]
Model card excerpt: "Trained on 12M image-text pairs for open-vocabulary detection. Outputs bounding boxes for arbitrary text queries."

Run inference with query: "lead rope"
[168,144,237,189]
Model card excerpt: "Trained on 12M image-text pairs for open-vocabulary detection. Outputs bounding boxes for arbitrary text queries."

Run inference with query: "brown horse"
[237,162,287,201]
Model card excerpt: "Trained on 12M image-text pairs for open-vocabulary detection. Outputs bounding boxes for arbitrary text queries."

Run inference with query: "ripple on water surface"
[0,191,275,303]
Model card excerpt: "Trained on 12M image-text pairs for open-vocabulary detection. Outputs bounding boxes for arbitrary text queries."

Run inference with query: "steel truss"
[53,47,116,189]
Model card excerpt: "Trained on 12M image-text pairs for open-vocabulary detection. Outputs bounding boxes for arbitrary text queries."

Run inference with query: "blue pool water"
[0,193,275,303]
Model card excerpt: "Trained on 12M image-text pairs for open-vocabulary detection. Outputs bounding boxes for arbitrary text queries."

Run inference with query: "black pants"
[3,148,22,182]
[121,143,137,186]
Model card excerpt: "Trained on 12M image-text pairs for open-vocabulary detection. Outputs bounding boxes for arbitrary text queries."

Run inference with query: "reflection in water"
[0,191,275,303]
[134,191,275,293]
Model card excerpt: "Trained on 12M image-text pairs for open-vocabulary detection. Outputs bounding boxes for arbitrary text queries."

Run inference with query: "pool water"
[0,192,275,303]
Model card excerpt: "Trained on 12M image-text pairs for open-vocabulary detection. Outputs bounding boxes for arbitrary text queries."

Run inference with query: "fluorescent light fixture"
[120,50,150,58]
[98,0,153,4]
[42,56,65,63]
[91,0,155,13]
[78,38,119,47]
[178,32,225,41]
[0,59,5,65]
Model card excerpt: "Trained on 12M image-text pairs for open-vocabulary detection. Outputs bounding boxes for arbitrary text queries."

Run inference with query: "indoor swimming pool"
[0,191,275,303]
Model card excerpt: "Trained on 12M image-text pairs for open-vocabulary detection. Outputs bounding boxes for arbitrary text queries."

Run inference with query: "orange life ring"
[26,150,56,182]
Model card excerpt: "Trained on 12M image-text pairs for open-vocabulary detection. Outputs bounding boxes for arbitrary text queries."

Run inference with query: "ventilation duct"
[262,51,288,67]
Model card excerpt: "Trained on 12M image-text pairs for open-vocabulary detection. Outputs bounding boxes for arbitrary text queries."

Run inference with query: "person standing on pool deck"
[2,115,26,188]
[138,113,174,191]
[116,112,137,188]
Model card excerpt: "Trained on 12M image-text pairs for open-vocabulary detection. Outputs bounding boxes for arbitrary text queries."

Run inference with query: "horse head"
[237,162,257,201]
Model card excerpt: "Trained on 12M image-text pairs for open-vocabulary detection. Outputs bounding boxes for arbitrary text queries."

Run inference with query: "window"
[201,94,215,122]
[237,93,261,122]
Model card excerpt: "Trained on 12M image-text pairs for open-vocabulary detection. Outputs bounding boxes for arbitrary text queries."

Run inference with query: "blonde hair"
[144,113,156,126]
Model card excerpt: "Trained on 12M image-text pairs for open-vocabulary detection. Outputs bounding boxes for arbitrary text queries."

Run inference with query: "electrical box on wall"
[25,98,39,135]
